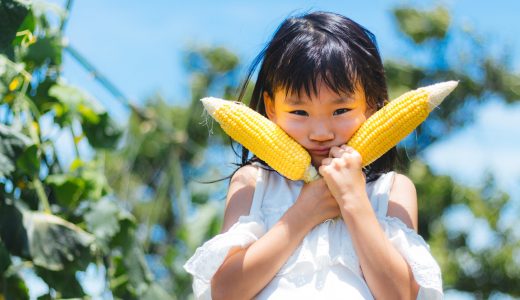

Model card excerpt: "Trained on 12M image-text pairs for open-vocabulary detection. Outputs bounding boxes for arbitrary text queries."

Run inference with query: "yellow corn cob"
[347,81,459,166]
[201,81,458,182]
[201,98,316,181]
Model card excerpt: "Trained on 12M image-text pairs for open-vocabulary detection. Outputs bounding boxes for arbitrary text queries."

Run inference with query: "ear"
[263,91,277,122]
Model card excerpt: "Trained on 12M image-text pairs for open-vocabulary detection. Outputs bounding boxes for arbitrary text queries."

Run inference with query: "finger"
[329,146,344,158]
[321,157,333,166]
[318,164,328,177]
[340,145,354,153]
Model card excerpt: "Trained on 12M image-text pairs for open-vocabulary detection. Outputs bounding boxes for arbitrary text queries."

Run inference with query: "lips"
[308,147,330,156]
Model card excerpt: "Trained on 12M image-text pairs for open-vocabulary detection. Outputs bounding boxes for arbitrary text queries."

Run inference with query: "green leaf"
[0,273,30,300]
[48,82,86,107]
[124,243,154,291]
[81,167,111,199]
[82,111,122,149]
[23,35,62,67]
[0,124,32,178]
[36,294,52,300]
[10,11,35,48]
[48,82,121,148]
[48,83,86,126]
[0,56,25,99]
[22,210,95,271]
[110,211,137,249]
[45,174,85,207]
[0,0,29,55]
[84,198,122,243]
[108,242,155,298]
[0,199,30,258]
[0,239,11,274]
[49,82,104,114]
[31,76,59,113]
[35,267,85,298]
[16,143,40,175]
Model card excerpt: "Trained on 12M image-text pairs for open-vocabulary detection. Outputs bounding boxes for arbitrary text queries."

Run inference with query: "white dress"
[184,165,443,299]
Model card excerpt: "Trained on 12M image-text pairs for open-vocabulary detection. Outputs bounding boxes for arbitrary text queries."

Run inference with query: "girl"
[185,11,442,300]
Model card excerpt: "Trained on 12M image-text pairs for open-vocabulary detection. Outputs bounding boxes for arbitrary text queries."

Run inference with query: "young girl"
[185,11,442,300]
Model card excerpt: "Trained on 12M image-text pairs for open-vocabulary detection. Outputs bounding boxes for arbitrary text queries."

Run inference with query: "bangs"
[268,33,360,99]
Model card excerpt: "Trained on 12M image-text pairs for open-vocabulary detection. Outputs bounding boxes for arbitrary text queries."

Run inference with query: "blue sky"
[25,1,520,298]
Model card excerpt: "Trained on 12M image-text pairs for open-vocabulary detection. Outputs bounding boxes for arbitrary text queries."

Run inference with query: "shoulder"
[227,165,259,206]
[221,165,260,233]
[229,164,258,186]
[387,172,418,232]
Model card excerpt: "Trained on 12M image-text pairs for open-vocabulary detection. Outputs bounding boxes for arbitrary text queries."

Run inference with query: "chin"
[311,157,326,168]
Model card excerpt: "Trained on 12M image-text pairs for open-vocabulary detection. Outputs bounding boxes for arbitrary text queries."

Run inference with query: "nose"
[309,119,334,142]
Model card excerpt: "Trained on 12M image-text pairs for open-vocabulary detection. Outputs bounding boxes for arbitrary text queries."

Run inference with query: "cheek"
[276,118,306,140]
[336,116,366,139]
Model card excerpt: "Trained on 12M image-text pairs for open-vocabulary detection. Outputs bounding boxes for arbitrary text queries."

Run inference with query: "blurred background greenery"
[1,0,519,299]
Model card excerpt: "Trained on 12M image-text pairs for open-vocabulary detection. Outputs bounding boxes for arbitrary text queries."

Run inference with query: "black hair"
[234,11,398,182]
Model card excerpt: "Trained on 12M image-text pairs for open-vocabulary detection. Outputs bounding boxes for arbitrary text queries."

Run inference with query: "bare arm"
[341,173,419,300]
[211,167,340,300]
[319,146,419,300]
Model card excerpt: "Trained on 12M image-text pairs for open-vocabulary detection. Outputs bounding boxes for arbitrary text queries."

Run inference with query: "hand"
[318,145,368,210]
[293,178,340,227]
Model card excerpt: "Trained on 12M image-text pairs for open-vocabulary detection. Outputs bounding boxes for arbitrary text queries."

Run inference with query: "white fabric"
[184,166,443,299]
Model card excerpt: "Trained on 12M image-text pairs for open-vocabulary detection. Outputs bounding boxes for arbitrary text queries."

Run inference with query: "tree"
[386,6,520,298]
[1,1,172,298]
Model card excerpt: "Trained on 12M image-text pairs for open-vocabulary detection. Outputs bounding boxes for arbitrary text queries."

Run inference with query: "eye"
[333,108,351,116]
[290,110,308,116]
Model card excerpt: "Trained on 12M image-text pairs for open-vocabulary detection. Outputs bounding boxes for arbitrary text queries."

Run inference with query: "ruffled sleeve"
[183,164,268,299]
[369,172,443,299]
[183,214,266,299]
[379,216,443,300]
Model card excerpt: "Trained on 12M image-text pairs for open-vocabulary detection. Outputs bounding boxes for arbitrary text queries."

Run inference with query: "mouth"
[308,147,330,156]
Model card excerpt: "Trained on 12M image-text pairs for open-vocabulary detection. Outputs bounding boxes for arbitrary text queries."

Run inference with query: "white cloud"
[424,100,520,194]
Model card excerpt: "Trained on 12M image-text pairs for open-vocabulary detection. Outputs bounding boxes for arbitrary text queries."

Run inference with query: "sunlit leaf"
[78,102,100,124]
[22,209,95,271]
[0,124,32,178]
[48,82,104,126]
[85,198,123,244]
[48,82,85,106]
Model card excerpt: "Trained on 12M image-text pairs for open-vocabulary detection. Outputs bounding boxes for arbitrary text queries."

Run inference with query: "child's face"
[264,80,372,168]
